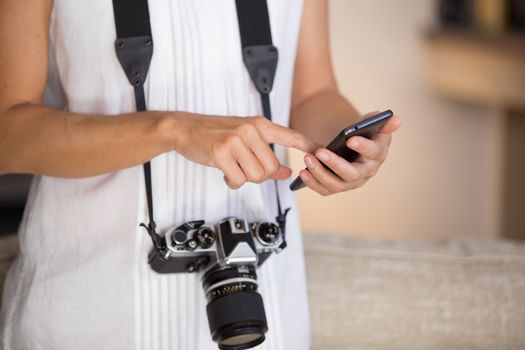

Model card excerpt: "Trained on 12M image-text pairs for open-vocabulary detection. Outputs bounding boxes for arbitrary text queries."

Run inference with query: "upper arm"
[291,0,338,108]
[0,0,52,113]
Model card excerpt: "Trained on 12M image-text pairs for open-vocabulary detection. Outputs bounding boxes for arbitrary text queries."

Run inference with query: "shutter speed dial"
[254,222,280,246]
[194,227,215,249]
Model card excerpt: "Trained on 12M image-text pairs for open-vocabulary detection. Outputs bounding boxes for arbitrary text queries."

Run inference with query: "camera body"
[148,217,284,275]
[147,216,285,349]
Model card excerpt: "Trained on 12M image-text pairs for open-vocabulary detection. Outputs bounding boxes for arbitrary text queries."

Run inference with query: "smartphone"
[289,110,394,191]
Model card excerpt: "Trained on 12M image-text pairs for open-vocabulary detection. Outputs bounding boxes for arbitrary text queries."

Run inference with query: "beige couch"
[2,233,525,349]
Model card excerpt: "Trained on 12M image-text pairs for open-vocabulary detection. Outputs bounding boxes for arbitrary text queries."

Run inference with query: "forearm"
[0,103,181,177]
[290,88,361,146]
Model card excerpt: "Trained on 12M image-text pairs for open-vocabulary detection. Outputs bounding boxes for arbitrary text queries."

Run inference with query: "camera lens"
[202,266,268,350]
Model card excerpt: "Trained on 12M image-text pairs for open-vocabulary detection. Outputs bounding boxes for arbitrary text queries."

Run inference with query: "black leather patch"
[242,45,278,95]
[114,35,153,87]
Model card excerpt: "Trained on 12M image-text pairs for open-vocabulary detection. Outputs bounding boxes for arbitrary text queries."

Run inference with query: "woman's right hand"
[173,114,321,189]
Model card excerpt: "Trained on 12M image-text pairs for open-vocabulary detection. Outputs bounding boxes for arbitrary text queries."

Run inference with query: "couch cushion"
[2,233,525,349]
[304,234,525,350]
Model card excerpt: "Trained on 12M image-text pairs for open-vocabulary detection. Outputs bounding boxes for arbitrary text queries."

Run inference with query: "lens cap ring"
[219,333,265,350]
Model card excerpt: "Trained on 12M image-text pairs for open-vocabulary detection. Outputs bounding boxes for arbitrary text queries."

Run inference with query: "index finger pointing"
[258,120,321,153]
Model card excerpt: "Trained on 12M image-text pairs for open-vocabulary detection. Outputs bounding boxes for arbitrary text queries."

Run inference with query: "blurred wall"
[290,0,502,239]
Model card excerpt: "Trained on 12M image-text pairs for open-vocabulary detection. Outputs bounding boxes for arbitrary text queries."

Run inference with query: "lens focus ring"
[206,288,267,350]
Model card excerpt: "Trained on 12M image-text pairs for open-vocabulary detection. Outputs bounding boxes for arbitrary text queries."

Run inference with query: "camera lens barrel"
[203,266,268,350]
[206,292,267,350]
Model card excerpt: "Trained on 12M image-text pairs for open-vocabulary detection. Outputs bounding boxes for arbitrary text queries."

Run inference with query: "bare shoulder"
[0,0,53,113]
[291,0,337,108]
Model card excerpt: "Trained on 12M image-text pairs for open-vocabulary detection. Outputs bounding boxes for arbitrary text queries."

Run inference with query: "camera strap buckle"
[140,221,167,253]
[275,207,291,250]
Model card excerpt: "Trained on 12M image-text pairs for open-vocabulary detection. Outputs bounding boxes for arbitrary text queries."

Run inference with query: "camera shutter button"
[186,239,198,251]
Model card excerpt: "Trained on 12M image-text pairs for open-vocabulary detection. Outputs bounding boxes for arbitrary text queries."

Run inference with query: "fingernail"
[304,155,316,169]
[317,151,329,162]
[349,140,359,149]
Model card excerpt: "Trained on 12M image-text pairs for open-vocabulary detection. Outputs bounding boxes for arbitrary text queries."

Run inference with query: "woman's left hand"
[299,114,401,196]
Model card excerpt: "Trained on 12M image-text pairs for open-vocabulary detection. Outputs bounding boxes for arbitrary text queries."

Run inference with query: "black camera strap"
[235,0,290,248]
[112,0,289,249]
[112,0,164,250]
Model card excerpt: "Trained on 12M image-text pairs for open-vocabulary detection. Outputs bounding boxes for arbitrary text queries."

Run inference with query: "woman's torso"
[0,1,310,349]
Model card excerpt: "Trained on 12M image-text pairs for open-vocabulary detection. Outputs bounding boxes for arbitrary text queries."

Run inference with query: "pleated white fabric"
[0,0,310,349]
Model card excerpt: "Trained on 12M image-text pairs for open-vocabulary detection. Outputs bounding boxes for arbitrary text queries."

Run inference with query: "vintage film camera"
[147,217,285,350]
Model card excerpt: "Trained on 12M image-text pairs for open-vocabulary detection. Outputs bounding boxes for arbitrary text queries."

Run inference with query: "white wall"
[290,0,500,239]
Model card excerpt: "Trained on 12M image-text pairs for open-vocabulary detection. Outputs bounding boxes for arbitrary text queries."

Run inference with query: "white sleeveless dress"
[0,1,310,349]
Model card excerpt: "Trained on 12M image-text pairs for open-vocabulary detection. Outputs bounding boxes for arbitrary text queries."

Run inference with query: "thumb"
[379,115,401,134]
